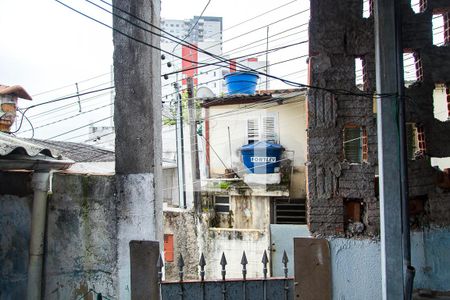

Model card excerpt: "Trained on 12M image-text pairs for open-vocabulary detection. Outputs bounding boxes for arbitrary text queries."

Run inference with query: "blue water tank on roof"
[241,141,283,174]
[224,72,259,95]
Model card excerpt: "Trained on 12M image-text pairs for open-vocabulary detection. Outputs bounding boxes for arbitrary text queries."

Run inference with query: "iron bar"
[178,254,185,300]
[262,250,269,300]
[282,250,289,300]
[157,252,164,299]
[221,253,228,300]
[199,253,206,300]
[199,253,206,281]
[241,251,248,300]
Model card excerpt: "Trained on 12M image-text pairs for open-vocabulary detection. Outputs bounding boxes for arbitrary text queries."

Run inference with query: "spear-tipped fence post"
[282,250,289,300]
[199,253,206,281]
[199,253,206,300]
[282,250,289,278]
[241,251,248,300]
[220,252,227,281]
[220,252,228,300]
[241,251,248,280]
[262,250,269,279]
[177,254,185,300]
[157,253,164,284]
[262,250,269,300]
[178,253,185,282]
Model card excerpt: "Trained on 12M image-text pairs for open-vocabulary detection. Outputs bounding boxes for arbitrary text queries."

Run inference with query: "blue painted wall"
[329,229,450,300]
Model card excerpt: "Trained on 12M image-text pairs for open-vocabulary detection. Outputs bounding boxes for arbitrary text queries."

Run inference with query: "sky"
[0,0,309,141]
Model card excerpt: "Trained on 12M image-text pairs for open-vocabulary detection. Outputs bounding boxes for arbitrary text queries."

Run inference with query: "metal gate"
[158,250,295,300]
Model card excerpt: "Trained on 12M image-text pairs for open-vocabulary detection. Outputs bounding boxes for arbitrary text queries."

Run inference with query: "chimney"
[0,85,32,132]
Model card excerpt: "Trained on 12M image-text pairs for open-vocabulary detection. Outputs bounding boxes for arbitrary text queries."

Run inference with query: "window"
[406,123,427,160]
[343,126,367,163]
[362,0,373,18]
[272,198,306,224]
[406,123,419,159]
[403,51,423,84]
[246,113,279,144]
[214,196,230,213]
[164,234,174,262]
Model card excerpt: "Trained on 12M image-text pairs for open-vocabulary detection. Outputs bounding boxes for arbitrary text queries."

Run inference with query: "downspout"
[27,171,50,300]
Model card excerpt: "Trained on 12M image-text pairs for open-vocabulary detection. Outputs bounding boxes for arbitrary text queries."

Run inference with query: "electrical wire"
[11,86,114,134]
[47,115,111,140]
[171,0,212,52]
[55,0,227,68]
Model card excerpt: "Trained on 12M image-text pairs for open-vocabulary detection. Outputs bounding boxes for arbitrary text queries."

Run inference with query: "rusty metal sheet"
[294,238,331,300]
[130,240,160,300]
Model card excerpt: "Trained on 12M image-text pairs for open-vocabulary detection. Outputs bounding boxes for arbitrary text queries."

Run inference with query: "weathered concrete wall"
[308,0,450,237]
[202,228,269,279]
[328,228,450,299]
[163,209,199,281]
[0,172,123,299]
[45,173,117,299]
[0,174,32,300]
[231,195,271,230]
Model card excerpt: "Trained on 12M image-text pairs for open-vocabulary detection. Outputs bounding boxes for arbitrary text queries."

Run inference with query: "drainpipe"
[27,171,50,300]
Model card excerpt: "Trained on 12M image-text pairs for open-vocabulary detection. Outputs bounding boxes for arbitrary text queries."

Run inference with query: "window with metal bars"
[214,196,230,213]
[343,126,367,163]
[406,123,419,160]
[272,198,306,225]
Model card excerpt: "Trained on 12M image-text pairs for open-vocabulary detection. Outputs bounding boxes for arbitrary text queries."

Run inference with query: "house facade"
[162,89,310,280]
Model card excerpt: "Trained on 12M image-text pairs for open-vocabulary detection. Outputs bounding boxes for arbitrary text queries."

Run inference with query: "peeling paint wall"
[163,210,199,281]
[0,193,32,300]
[0,171,142,299]
[46,173,118,299]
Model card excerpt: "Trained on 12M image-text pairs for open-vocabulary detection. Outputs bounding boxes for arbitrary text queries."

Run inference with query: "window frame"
[246,112,279,144]
[214,195,230,214]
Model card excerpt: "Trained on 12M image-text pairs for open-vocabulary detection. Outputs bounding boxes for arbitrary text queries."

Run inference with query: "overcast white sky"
[0,0,310,141]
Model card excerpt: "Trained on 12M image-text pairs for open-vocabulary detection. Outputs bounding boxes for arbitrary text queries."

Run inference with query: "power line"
[31,71,111,97]
[47,115,111,140]
[58,1,395,104]
[171,0,212,52]
[22,102,113,133]
[11,86,114,134]
[55,0,227,68]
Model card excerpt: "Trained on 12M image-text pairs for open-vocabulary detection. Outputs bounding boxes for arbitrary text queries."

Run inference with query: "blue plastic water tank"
[224,72,259,95]
[241,141,283,174]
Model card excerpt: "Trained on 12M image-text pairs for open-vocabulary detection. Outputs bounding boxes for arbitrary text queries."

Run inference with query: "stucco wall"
[163,209,200,281]
[0,194,32,300]
[329,228,450,299]
[204,228,270,279]
[45,173,117,299]
[208,99,307,180]
[1,171,158,300]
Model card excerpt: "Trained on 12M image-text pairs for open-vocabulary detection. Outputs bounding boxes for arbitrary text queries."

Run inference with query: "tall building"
[160,15,268,100]
[161,16,223,44]
[161,16,224,98]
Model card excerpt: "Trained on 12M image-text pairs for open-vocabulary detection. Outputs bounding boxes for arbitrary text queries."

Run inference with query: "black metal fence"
[157,250,294,300]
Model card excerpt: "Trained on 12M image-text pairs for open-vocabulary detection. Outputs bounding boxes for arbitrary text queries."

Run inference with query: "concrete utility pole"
[374,0,405,299]
[187,77,201,211]
[112,0,162,298]
[174,82,187,208]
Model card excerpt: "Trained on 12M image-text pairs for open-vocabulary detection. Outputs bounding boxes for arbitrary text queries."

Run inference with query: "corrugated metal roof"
[0,132,60,158]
